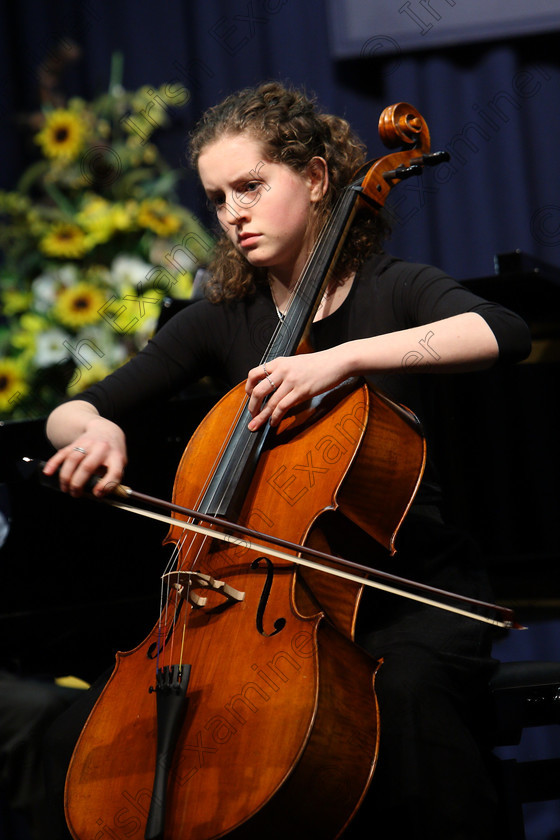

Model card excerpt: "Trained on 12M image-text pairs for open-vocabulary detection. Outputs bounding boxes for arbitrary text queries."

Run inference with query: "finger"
[43,448,69,475]
[248,398,286,431]
[246,358,285,396]
[247,388,276,430]
[66,460,99,497]
[245,363,270,394]
[247,376,277,417]
[245,368,260,395]
[248,406,272,432]
[55,445,95,493]
[90,456,125,497]
[247,382,292,431]
[45,440,89,469]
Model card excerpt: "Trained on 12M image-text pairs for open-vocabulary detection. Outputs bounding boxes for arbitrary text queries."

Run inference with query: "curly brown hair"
[189,82,390,302]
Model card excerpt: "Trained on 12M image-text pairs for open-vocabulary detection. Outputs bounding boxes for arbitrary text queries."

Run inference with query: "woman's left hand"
[245,312,504,431]
[245,348,352,431]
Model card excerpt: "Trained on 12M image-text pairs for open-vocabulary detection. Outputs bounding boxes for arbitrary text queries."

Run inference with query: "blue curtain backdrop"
[2,0,560,280]
[1,2,560,837]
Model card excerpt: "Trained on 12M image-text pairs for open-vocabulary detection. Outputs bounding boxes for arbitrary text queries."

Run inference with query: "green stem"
[43,183,76,218]
[109,51,124,94]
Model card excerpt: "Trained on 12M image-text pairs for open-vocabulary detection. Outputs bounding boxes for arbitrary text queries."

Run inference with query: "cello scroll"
[358,102,450,209]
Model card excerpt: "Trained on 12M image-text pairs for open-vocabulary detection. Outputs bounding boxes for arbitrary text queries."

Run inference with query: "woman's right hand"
[43,401,128,497]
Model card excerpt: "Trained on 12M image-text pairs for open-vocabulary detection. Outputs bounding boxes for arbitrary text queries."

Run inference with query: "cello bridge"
[163,570,245,609]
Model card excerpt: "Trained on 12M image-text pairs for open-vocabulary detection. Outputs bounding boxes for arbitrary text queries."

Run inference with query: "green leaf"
[43,183,77,218]
[16,160,51,194]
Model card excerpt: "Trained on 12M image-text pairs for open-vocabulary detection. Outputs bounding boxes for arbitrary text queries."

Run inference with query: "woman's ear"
[306,156,329,202]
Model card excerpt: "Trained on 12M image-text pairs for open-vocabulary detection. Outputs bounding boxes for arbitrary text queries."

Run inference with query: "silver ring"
[73,446,87,455]
[263,363,276,391]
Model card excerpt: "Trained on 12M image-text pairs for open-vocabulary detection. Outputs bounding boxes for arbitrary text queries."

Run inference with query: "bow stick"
[24,457,524,630]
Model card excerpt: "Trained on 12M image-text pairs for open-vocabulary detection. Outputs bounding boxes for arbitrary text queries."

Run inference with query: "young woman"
[43,82,531,838]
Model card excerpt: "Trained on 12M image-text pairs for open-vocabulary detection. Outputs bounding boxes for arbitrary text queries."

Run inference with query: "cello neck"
[264,182,361,361]
[196,183,362,520]
[196,94,444,521]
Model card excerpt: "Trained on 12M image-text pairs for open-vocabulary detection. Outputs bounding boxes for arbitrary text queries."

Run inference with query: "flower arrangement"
[0,56,213,420]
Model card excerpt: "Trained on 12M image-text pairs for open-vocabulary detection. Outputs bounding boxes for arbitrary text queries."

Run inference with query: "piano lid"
[461,251,560,337]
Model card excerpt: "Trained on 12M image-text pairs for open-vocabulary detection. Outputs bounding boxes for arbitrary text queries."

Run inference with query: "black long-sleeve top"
[76,253,531,505]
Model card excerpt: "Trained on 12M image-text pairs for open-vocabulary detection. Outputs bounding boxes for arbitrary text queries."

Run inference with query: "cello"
[56,103,514,840]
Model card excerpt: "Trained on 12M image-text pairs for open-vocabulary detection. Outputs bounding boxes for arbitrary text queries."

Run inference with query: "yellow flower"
[20,313,49,333]
[77,197,135,247]
[142,144,158,164]
[67,360,112,396]
[26,209,48,237]
[112,284,161,335]
[0,191,31,214]
[10,329,37,358]
[137,198,182,237]
[97,119,111,138]
[40,223,88,259]
[173,272,193,298]
[53,282,107,329]
[1,289,32,316]
[35,108,87,161]
[78,195,110,220]
[13,315,46,362]
[0,358,29,414]
[108,203,134,231]
[76,196,111,241]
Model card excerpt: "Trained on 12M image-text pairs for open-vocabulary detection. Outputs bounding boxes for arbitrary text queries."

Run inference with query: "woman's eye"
[207,195,225,211]
[205,182,263,215]
[233,182,262,206]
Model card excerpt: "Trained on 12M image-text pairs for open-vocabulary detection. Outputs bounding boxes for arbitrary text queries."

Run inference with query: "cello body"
[64,379,425,840]
[62,101,447,839]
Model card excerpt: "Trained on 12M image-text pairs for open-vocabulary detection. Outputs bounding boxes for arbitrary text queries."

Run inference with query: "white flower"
[132,313,159,346]
[34,328,71,367]
[31,264,80,313]
[110,254,153,294]
[74,324,129,368]
[31,272,59,313]
[56,264,80,287]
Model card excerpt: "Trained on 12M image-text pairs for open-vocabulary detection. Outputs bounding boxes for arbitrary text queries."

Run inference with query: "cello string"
[190,186,360,524]
[207,187,357,517]
[153,184,361,666]
[178,573,191,668]
[162,523,219,670]
[155,572,166,674]
[158,550,175,672]
[157,532,196,673]
[184,190,355,520]
[162,534,190,669]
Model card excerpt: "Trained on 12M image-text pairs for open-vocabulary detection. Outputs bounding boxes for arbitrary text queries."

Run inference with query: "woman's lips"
[238,233,261,247]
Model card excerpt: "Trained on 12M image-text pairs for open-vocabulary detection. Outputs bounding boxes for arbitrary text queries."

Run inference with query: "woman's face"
[197,133,327,285]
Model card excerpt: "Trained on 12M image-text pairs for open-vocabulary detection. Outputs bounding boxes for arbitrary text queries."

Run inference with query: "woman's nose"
[223,196,249,225]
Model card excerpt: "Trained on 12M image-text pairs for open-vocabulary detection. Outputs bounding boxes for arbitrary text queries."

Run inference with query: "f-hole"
[251,556,286,637]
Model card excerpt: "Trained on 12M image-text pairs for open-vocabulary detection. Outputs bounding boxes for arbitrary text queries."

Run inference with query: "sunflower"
[40,223,88,259]
[0,358,29,414]
[53,282,107,329]
[137,198,182,237]
[35,108,87,161]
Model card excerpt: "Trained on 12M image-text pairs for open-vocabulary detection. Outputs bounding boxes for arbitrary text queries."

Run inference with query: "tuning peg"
[410,150,451,167]
[383,163,424,182]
